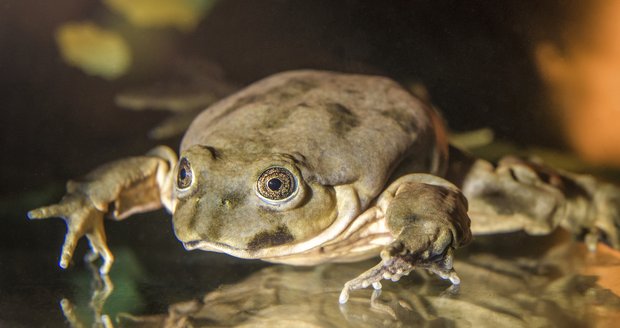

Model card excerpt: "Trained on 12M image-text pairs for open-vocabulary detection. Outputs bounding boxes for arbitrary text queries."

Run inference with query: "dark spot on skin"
[223,78,318,130]
[380,108,417,133]
[480,190,516,216]
[262,105,298,129]
[326,102,360,135]
[188,197,224,242]
[206,218,223,241]
[247,225,294,250]
[218,78,319,128]
[184,199,200,231]
[562,176,591,200]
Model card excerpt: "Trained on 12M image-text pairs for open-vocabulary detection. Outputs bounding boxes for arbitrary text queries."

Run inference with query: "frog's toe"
[585,229,602,252]
[59,231,80,269]
[86,221,114,275]
[28,204,69,220]
[588,224,620,252]
[584,183,620,251]
[428,264,461,285]
[339,260,389,304]
[424,247,460,284]
[339,253,415,304]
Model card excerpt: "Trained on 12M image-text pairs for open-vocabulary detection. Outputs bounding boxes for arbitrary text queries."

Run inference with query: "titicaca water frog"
[28,70,620,303]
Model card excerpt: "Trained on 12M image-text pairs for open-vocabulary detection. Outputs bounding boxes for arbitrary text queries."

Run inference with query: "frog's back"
[182,70,447,203]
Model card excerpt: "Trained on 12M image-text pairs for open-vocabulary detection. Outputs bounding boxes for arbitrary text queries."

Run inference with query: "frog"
[27,70,620,304]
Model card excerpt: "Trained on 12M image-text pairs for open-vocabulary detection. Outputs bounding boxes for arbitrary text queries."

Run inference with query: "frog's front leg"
[27,146,177,274]
[339,174,472,304]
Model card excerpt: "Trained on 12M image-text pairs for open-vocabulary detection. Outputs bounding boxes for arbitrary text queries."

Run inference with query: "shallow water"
[3,221,619,327]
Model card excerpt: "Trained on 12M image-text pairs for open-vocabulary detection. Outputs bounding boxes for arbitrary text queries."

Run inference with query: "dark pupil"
[179,168,187,180]
[267,178,282,191]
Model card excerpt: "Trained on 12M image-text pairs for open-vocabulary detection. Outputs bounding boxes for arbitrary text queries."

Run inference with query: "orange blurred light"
[536,0,620,167]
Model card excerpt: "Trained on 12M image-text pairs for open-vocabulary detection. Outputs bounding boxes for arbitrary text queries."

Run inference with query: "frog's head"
[171,145,337,258]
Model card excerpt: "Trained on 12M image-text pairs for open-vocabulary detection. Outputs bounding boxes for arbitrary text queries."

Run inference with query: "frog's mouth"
[182,239,305,260]
[183,240,240,253]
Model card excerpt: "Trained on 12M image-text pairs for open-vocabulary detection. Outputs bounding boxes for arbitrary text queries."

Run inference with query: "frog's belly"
[263,207,394,266]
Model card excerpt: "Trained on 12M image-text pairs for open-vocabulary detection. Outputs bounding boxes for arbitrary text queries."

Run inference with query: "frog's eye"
[177,157,193,190]
[257,167,297,202]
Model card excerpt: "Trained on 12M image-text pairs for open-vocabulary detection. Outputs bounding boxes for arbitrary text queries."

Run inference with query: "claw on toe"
[339,285,351,304]
[585,229,600,252]
[426,259,461,286]
[98,256,113,276]
[448,271,461,285]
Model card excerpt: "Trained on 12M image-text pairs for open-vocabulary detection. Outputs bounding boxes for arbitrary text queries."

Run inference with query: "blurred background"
[4,0,620,199]
[2,0,620,326]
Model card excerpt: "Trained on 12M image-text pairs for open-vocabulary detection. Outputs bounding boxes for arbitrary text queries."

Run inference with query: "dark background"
[0,1,568,326]
[0,0,560,200]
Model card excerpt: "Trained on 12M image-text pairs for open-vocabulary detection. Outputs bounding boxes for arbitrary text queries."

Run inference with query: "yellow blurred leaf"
[104,0,218,31]
[55,22,131,79]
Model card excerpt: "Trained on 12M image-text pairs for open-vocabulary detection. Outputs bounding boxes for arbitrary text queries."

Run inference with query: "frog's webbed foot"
[28,194,113,275]
[573,179,620,251]
[340,174,471,304]
[27,146,176,274]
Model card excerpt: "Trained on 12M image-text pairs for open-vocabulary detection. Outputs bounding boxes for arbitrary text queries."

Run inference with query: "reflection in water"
[61,271,114,328]
[64,234,620,328]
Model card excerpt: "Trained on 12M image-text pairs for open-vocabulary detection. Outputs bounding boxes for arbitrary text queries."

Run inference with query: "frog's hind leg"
[446,146,620,251]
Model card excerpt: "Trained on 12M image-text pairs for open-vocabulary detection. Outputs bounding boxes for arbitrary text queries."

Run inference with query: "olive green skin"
[173,70,449,258]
